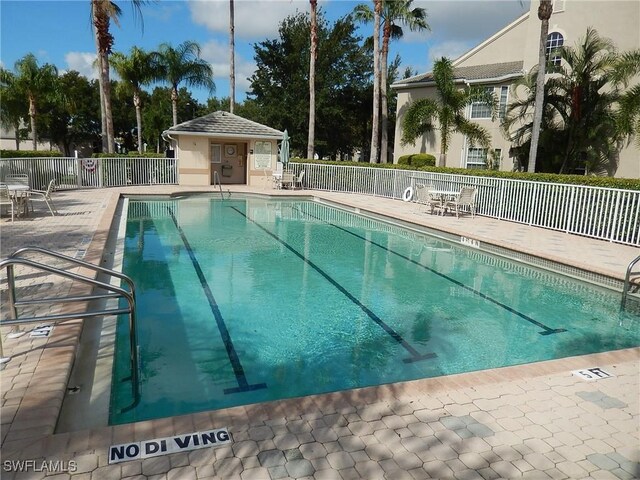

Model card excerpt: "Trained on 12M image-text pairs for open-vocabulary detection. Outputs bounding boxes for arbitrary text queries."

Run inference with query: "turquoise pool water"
[110,196,640,424]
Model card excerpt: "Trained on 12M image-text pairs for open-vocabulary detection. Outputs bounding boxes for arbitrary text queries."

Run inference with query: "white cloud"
[400,0,530,44]
[64,52,98,80]
[201,39,257,96]
[428,40,473,63]
[188,0,310,40]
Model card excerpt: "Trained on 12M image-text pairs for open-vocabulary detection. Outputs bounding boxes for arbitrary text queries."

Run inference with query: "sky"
[0,0,531,104]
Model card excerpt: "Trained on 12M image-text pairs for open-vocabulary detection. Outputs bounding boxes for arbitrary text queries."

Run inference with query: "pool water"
[110,197,640,424]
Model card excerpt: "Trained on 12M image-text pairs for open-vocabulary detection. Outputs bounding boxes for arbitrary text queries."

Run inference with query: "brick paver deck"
[1,186,638,479]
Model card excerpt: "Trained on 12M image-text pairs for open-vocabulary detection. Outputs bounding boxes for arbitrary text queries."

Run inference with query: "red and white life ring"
[402,186,414,202]
[82,158,98,172]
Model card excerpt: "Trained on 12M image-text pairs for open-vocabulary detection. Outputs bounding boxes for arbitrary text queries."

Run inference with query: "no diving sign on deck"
[109,428,231,464]
[572,367,614,381]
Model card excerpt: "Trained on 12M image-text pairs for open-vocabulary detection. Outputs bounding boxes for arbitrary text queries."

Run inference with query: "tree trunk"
[29,95,37,151]
[369,0,382,164]
[13,121,20,150]
[307,0,317,160]
[93,0,115,153]
[94,26,108,153]
[380,20,390,164]
[134,91,143,154]
[229,0,236,114]
[171,86,179,126]
[101,52,115,153]
[528,0,552,173]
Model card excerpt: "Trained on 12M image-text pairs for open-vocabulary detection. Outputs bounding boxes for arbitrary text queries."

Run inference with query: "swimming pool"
[110,196,640,425]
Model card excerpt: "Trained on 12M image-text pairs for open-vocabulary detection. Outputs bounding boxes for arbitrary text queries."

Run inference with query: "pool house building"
[162,111,284,188]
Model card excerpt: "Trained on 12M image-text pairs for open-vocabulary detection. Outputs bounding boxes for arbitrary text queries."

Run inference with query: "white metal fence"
[287,163,640,246]
[0,156,177,190]
[1,157,638,245]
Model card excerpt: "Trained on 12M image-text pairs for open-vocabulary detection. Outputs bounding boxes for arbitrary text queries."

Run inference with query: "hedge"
[92,152,166,158]
[290,158,640,191]
[1,150,63,158]
[397,153,436,168]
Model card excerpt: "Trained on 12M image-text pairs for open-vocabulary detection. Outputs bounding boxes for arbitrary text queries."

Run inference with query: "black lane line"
[229,206,436,363]
[167,207,267,394]
[295,206,566,336]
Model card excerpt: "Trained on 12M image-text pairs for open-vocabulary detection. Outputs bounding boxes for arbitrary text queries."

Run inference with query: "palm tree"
[307,0,318,160]
[527,0,553,172]
[400,57,494,165]
[0,69,28,150]
[110,47,160,153]
[12,54,58,151]
[504,28,639,175]
[229,0,236,114]
[157,41,215,126]
[612,50,640,148]
[369,0,382,163]
[91,0,147,153]
[355,0,429,163]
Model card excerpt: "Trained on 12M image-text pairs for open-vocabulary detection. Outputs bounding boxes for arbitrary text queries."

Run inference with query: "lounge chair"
[0,184,18,222]
[29,179,58,216]
[444,186,477,218]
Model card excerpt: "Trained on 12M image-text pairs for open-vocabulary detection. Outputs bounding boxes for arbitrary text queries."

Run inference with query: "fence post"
[76,155,82,188]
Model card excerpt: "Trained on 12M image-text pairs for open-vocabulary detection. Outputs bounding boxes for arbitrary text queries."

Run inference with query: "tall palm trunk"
[94,32,108,152]
[528,0,553,172]
[134,91,143,153]
[380,20,391,164]
[93,0,115,153]
[28,95,37,150]
[307,0,317,160]
[171,86,179,126]
[369,0,382,163]
[229,0,235,114]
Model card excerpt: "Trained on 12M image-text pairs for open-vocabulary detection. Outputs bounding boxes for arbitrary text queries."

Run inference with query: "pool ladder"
[621,253,640,312]
[0,247,140,411]
[212,171,231,199]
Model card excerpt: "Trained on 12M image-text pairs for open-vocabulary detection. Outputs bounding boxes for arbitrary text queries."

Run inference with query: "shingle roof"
[393,61,524,88]
[164,111,283,139]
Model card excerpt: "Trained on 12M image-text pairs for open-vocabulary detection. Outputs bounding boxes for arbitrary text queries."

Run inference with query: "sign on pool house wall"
[254,141,272,169]
[109,428,232,464]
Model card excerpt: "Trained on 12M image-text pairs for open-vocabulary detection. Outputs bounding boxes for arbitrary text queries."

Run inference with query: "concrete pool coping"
[1,185,638,479]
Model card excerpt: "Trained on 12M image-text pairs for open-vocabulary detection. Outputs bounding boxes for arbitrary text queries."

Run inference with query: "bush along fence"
[286,162,640,246]
[0,156,177,190]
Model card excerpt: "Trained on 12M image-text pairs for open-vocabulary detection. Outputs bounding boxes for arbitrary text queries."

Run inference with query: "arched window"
[546,32,564,67]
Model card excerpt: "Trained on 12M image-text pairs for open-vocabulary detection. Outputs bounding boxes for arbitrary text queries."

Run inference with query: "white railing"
[0,156,178,190]
[1,157,637,245]
[287,163,640,246]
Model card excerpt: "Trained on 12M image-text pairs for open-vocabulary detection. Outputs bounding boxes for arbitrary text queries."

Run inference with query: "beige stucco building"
[392,0,640,178]
[162,111,284,187]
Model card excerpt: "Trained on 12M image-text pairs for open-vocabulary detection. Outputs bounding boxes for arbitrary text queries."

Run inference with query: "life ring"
[82,158,97,172]
[402,186,414,202]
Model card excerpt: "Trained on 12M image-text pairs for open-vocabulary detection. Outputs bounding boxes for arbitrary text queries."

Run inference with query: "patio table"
[427,189,459,215]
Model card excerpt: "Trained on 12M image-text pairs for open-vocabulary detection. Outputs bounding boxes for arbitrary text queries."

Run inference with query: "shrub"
[92,152,165,158]
[397,153,436,168]
[1,150,63,158]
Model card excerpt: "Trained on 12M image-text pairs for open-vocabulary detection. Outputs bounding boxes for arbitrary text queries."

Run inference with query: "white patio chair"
[0,184,18,222]
[29,179,58,216]
[414,184,443,215]
[444,186,477,218]
[292,171,305,190]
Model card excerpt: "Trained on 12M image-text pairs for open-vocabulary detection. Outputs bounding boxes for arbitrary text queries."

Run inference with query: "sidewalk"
[1,186,638,480]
